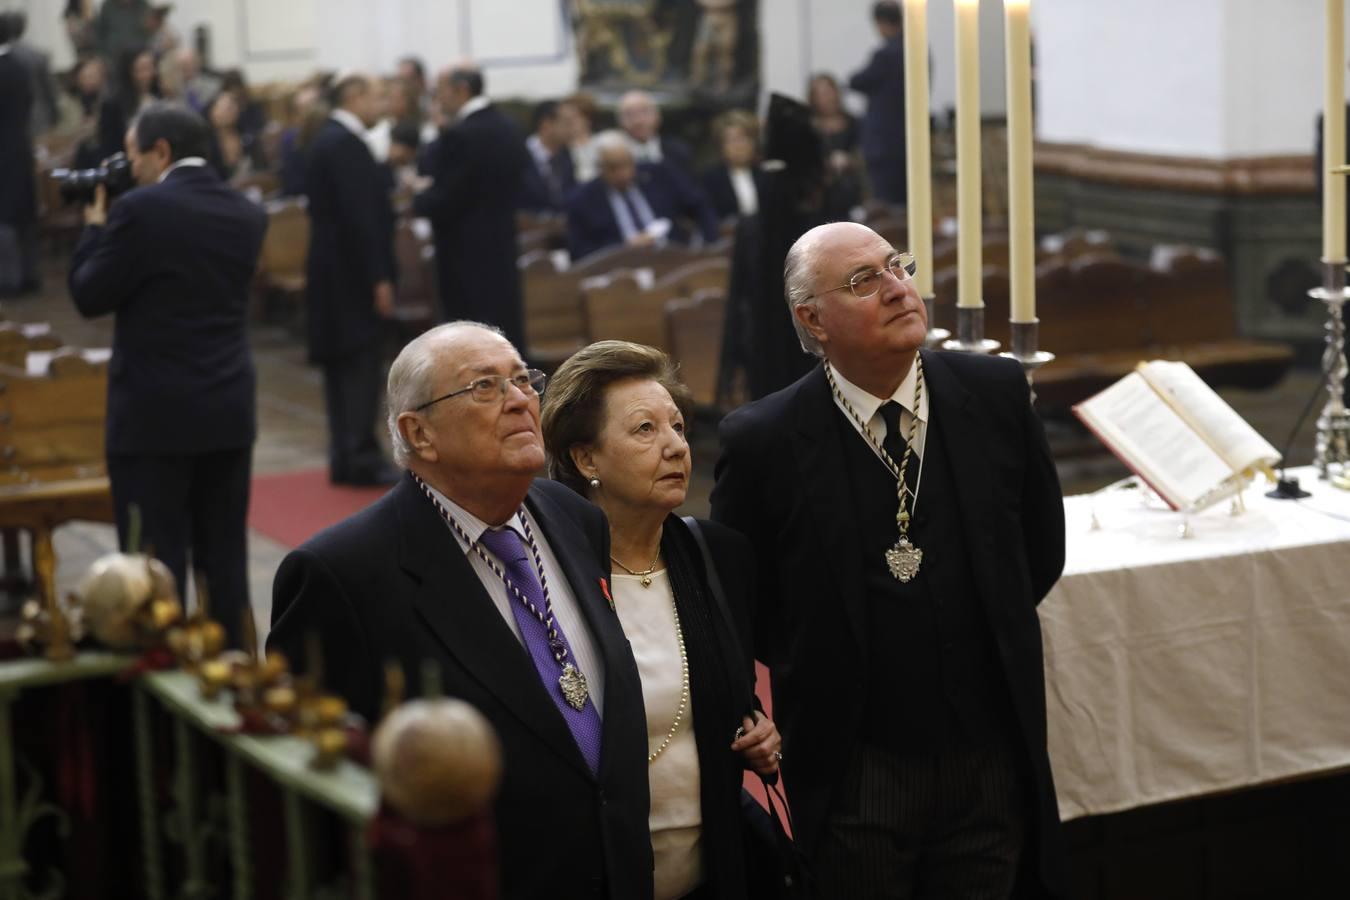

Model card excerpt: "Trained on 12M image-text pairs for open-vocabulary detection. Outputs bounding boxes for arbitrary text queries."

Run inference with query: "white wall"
[1036,0,1343,158]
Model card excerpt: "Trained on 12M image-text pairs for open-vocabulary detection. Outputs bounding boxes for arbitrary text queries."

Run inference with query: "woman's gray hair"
[784,230,827,357]
[385,321,503,466]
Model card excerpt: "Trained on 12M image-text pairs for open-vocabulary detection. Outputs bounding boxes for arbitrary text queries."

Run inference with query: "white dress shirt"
[830,358,930,469]
[728,166,758,215]
[158,156,207,183]
[611,571,702,900]
[455,95,491,123]
[425,483,606,716]
[330,108,382,160]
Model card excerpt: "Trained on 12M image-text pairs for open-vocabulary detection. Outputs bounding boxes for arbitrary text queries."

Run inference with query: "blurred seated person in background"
[566,130,719,261]
[396,55,438,143]
[163,47,219,114]
[385,121,423,210]
[220,68,266,142]
[619,89,693,178]
[277,82,324,197]
[53,57,106,145]
[96,48,160,161]
[519,99,576,215]
[542,340,782,900]
[560,91,599,183]
[146,4,179,58]
[700,109,762,221]
[205,90,264,181]
[808,73,863,212]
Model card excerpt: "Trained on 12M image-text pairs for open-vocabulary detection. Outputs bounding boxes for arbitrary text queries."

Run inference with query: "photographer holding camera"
[69,101,267,646]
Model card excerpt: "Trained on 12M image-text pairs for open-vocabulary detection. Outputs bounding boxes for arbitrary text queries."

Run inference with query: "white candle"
[904,0,934,297]
[1325,0,1346,262]
[955,0,982,308]
[1005,0,1035,322]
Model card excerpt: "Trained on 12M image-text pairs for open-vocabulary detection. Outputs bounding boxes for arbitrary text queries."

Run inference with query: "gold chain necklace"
[610,548,663,588]
[825,356,926,582]
[648,595,690,764]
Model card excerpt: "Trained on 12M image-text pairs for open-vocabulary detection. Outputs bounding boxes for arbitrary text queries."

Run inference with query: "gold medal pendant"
[559,663,589,711]
[885,536,923,582]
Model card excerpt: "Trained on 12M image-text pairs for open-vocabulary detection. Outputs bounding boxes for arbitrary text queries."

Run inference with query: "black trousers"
[107,447,252,647]
[813,741,1028,900]
[322,345,384,480]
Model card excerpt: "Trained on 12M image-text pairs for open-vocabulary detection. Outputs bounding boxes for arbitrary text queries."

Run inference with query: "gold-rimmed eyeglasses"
[808,252,917,301]
[413,369,547,410]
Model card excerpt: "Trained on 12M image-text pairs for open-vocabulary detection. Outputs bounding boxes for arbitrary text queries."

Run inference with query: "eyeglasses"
[809,252,917,301]
[413,369,547,411]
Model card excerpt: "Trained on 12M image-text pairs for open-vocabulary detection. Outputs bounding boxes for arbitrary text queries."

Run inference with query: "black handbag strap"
[681,515,744,657]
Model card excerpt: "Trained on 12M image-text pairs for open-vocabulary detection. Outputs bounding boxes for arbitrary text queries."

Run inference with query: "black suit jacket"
[68,164,266,455]
[518,143,576,213]
[849,36,907,164]
[303,118,395,363]
[0,52,35,226]
[699,164,764,221]
[269,476,654,900]
[413,104,529,347]
[565,163,721,261]
[710,351,1068,896]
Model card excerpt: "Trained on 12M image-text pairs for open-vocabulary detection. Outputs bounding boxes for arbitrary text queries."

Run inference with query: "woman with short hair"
[541,340,781,900]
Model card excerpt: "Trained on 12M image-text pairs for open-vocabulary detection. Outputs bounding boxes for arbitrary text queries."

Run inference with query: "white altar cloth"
[1042,468,1350,820]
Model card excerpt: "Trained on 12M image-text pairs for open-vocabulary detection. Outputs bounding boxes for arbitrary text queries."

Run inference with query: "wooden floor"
[0,249,1329,641]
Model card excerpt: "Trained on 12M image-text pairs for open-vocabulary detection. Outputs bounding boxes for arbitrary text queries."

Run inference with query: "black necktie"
[879,400,920,500]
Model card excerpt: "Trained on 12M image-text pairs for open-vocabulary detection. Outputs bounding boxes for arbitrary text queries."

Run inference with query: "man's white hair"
[385,320,505,467]
[592,129,632,160]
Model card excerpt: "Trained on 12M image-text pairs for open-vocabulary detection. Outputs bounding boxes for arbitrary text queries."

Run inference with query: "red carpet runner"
[248,468,392,549]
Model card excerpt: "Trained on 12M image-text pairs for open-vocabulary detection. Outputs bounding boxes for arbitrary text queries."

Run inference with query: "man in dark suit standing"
[304,73,398,486]
[519,99,576,214]
[269,322,653,900]
[414,67,529,349]
[710,221,1068,899]
[566,131,720,261]
[849,1,908,204]
[69,102,266,645]
[0,15,38,298]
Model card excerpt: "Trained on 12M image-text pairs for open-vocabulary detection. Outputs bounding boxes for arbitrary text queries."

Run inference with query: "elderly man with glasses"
[710,221,1069,899]
[269,321,654,900]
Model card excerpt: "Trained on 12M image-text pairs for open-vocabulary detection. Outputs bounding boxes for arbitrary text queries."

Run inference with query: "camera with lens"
[49,153,136,206]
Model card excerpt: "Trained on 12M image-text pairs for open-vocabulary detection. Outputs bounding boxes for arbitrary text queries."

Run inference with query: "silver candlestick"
[1311,258,1350,481]
[922,294,951,348]
[942,306,1001,354]
[1000,320,1056,403]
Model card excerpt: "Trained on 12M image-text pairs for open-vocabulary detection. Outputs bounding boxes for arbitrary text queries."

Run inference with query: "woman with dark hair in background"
[807,73,863,212]
[542,340,782,900]
[204,89,264,181]
[95,48,160,160]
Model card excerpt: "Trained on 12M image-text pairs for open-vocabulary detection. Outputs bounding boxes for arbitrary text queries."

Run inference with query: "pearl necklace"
[646,588,690,765]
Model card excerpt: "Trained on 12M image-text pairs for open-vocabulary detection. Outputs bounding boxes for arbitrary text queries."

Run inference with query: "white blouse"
[611,570,703,900]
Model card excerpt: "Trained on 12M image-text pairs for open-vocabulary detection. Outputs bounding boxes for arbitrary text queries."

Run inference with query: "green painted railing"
[1,654,379,899]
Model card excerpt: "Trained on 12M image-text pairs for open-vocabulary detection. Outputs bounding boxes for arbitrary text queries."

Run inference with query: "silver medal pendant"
[558,663,589,711]
[885,536,923,582]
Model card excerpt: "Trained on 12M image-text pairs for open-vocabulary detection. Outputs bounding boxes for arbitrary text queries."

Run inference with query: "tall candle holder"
[922,295,951,348]
[1000,320,1056,403]
[942,306,1000,354]
[1311,258,1350,481]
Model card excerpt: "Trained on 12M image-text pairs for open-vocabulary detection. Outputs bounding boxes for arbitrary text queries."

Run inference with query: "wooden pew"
[520,250,587,371]
[666,289,727,408]
[390,219,438,333]
[581,270,679,352]
[0,343,114,606]
[254,198,309,324]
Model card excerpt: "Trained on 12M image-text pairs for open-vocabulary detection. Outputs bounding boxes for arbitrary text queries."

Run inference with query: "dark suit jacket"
[709,351,1068,896]
[849,36,907,164]
[699,163,764,221]
[655,135,694,178]
[518,142,576,213]
[413,104,529,347]
[68,164,266,455]
[303,118,395,364]
[565,163,721,261]
[0,52,35,226]
[269,477,654,900]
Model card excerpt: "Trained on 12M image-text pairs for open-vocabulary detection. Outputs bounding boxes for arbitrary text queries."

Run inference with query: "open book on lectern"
[1072,360,1281,511]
